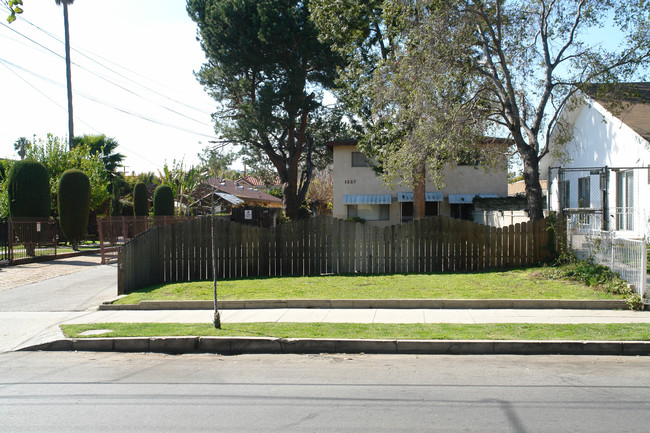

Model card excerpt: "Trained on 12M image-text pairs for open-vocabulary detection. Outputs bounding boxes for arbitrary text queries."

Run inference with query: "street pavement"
[2,254,650,354]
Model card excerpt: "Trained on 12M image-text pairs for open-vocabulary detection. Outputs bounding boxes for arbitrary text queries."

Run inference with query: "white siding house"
[327,139,508,227]
[540,83,650,237]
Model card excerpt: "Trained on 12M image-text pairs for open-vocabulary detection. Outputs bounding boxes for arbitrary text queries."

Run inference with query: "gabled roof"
[205,177,282,204]
[585,82,650,143]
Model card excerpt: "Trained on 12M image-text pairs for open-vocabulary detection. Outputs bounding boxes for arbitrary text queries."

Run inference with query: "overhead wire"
[0,7,230,170]
[8,12,215,116]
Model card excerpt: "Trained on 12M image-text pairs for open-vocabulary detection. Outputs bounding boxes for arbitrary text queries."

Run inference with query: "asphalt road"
[1,352,649,432]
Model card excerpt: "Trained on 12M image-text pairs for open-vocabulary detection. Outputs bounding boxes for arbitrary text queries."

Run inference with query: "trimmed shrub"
[133,182,149,216]
[8,160,50,218]
[153,184,174,216]
[58,169,91,250]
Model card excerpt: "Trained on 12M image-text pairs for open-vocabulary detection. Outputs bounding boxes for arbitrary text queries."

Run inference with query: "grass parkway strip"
[61,323,650,341]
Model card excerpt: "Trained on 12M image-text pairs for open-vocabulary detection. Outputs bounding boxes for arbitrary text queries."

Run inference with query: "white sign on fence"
[244,210,252,220]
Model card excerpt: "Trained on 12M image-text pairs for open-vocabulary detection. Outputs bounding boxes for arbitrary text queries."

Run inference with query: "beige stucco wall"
[331,144,508,227]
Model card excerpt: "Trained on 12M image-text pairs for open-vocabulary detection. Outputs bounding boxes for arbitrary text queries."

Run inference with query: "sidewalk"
[60,307,650,325]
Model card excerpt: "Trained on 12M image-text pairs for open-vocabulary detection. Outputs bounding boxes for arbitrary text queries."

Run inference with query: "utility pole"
[57,0,74,148]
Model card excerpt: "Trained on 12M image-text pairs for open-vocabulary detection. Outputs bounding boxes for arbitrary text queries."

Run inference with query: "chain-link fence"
[567,217,647,298]
[549,166,650,298]
[548,166,650,238]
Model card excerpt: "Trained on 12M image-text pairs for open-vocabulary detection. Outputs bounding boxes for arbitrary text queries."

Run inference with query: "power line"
[5,12,215,116]
[0,20,215,131]
[0,57,219,141]
[0,58,101,134]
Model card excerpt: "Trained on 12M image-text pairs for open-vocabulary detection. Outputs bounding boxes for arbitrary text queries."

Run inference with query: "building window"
[578,177,590,208]
[348,204,389,221]
[616,170,634,230]
[450,203,473,221]
[351,151,370,167]
[401,202,439,222]
[559,180,570,210]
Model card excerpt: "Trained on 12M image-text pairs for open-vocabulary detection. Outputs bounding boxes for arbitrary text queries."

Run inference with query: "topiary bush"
[153,184,174,216]
[8,160,50,218]
[57,169,91,251]
[133,182,149,216]
[7,160,51,256]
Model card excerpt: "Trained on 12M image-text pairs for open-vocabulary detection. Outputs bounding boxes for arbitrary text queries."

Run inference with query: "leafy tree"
[58,169,90,250]
[311,0,488,220]
[187,0,344,220]
[158,159,204,216]
[23,134,110,214]
[0,159,11,217]
[5,0,23,23]
[305,166,333,215]
[197,144,238,179]
[372,0,650,221]
[72,134,125,175]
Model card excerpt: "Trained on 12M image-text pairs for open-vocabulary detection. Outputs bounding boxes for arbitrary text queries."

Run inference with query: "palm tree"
[72,134,125,175]
[55,0,74,148]
[13,137,31,159]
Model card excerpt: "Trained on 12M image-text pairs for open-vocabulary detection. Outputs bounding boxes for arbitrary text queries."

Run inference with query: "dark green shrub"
[7,160,50,256]
[153,184,174,216]
[58,169,91,250]
[8,160,50,218]
[133,182,149,216]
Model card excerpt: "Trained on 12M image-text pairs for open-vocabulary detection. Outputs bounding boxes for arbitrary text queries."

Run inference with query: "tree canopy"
[23,134,110,213]
[187,0,345,220]
[313,0,650,220]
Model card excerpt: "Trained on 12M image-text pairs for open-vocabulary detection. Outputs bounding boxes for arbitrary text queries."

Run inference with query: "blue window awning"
[448,194,475,204]
[397,191,443,202]
[343,194,392,205]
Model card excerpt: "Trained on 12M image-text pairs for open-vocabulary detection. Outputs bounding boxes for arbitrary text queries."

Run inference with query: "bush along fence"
[118,215,560,294]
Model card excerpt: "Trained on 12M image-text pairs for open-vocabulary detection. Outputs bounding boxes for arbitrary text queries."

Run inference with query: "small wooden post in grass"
[211,188,221,329]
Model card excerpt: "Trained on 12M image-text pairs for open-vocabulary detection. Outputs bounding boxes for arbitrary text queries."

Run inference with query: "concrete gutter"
[21,337,650,356]
[99,299,630,311]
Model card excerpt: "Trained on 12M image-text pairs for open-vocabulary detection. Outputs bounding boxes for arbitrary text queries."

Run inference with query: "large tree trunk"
[522,149,545,221]
[413,162,426,221]
[283,164,301,221]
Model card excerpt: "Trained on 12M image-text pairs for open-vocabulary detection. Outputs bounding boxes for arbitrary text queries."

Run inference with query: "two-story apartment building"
[327,139,508,227]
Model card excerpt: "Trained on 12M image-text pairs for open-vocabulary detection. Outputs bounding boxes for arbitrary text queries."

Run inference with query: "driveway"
[0,254,117,352]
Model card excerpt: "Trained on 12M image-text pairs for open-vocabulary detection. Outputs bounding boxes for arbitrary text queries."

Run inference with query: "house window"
[351,151,370,167]
[450,203,473,221]
[401,202,439,222]
[348,204,390,221]
[559,180,570,210]
[578,177,590,208]
[616,170,634,230]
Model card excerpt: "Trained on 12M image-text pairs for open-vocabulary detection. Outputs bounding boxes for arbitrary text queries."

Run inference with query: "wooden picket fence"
[118,215,560,293]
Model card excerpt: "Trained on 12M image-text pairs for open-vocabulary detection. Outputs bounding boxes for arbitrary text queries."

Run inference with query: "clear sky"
[0,0,224,175]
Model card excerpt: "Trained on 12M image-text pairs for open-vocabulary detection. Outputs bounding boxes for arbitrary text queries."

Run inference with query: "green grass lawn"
[61,322,650,341]
[114,267,626,305]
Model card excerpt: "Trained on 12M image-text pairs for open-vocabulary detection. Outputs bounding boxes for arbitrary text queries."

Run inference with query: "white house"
[326,139,508,227]
[540,82,650,236]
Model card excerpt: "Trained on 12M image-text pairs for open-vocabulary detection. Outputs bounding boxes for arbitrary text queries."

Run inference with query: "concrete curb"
[20,337,650,356]
[99,299,630,311]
